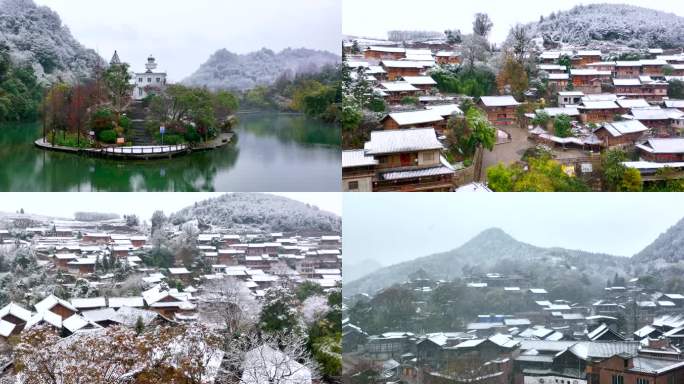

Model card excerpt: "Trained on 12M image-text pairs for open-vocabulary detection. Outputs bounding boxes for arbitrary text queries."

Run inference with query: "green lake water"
[0,113,340,191]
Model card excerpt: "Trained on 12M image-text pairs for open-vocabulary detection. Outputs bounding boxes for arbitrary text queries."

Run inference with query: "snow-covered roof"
[108,297,145,308]
[0,320,15,338]
[582,94,618,102]
[35,295,77,314]
[436,51,460,57]
[596,120,648,137]
[368,46,405,53]
[62,314,101,333]
[631,108,681,120]
[537,107,580,117]
[384,110,444,126]
[616,99,650,109]
[616,61,643,67]
[346,61,369,69]
[379,81,419,92]
[455,182,493,192]
[558,91,584,96]
[425,104,463,117]
[613,78,641,86]
[0,302,32,322]
[81,308,119,323]
[380,60,425,68]
[539,64,566,71]
[25,310,63,329]
[71,297,106,309]
[168,267,191,275]
[637,138,684,154]
[640,59,668,66]
[664,100,684,109]
[570,69,611,76]
[402,76,437,85]
[115,306,159,327]
[577,50,601,56]
[548,73,569,80]
[342,149,378,169]
[365,128,443,155]
[381,156,455,181]
[480,96,520,107]
[580,101,619,110]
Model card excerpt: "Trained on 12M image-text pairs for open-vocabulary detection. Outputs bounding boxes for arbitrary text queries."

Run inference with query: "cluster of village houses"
[0,216,340,381]
[344,273,684,384]
[342,40,684,191]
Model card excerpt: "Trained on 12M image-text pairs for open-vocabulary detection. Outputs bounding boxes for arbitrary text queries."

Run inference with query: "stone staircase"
[127,101,153,145]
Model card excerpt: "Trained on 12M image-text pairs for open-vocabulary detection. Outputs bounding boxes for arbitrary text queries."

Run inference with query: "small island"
[35,52,240,160]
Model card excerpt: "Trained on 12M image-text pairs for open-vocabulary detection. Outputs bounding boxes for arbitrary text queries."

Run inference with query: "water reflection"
[0,114,340,191]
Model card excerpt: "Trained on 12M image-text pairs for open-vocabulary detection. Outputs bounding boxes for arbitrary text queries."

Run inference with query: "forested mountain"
[169,193,341,234]
[0,0,103,84]
[182,48,340,91]
[633,218,684,264]
[524,4,684,49]
[344,228,627,296]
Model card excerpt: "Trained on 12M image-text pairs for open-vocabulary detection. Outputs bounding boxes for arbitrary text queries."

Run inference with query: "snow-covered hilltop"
[182,47,340,91]
[169,193,341,234]
[0,0,103,84]
[526,3,684,49]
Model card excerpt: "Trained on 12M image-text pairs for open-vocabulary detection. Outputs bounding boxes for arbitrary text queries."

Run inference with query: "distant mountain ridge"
[169,193,341,234]
[182,47,340,91]
[0,0,103,83]
[633,217,684,263]
[523,3,684,49]
[343,228,626,297]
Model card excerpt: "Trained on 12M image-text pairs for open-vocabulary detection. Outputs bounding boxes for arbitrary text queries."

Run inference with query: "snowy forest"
[0,0,103,84]
[169,193,342,234]
[183,48,340,92]
[527,4,684,49]
[344,225,684,301]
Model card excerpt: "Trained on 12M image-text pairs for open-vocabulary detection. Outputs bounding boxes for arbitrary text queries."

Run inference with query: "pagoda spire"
[110,50,121,66]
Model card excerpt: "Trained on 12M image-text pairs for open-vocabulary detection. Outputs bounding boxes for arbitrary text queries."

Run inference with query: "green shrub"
[91,108,115,133]
[47,132,89,148]
[368,98,386,112]
[118,115,132,130]
[184,126,201,143]
[156,134,183,145]
[98,129,118,144]
[400,96,419,105]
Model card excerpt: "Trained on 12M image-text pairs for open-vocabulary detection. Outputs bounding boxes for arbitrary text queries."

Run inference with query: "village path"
[480,126,532,181]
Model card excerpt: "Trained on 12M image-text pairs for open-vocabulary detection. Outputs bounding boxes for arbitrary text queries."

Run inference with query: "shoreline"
[34,132,234,161]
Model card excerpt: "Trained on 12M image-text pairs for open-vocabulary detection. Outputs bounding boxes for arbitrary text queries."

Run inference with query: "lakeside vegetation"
[0,45,43,122]
[240,64,342,123]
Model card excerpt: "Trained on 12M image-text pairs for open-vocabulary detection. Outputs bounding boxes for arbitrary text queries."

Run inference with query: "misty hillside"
[0,0,103,83]
[182,47,340,91]
[343,259,383,283]
[525,3,684,49]
[169,193,341,234]
[344,228,627,296]
[633,218,684,263]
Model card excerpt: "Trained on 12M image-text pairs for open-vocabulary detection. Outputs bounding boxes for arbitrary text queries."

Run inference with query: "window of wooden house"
[423,152,434,162]
[348,181,359,190]
[636,379,649,384]
[612,375,624,384]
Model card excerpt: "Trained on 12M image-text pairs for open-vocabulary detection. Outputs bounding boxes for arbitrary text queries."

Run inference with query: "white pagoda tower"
[133,54,167,100]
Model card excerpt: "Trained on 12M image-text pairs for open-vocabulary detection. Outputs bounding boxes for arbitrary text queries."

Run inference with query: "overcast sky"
[343,0,684,44]
[0,192,341,221]
[34,0,341,81]
[343,193,684,267]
